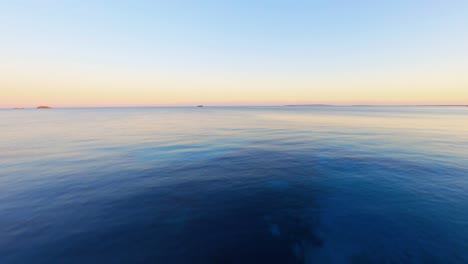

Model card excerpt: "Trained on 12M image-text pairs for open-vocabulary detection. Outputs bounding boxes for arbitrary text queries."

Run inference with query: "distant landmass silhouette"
[37,106,52,109]
[283,104,332,107]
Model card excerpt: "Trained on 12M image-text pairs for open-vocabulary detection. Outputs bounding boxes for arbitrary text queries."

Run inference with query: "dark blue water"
[1,107,467,263]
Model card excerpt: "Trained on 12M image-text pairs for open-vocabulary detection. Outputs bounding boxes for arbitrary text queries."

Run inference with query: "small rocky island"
[37,106,52,109]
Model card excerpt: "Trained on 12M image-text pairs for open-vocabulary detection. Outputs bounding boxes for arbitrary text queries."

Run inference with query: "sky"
[1,0,468,107]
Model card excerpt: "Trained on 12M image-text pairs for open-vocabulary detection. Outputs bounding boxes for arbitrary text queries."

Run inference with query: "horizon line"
[3,104,468,109]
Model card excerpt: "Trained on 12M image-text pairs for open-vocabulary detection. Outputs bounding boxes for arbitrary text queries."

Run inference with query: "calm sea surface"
[1,106,467,263]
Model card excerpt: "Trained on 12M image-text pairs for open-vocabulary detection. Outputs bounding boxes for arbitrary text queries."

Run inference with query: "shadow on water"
[2,149,325,264]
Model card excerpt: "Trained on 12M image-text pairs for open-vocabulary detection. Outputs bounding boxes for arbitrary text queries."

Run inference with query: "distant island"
[284,104,333,107]
[197,105,204,107]
[284,104,467,107]
[351,104,468,107]
[37,106,52,109]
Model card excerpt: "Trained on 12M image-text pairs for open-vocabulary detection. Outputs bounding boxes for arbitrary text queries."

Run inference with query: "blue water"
[1,106,467,263]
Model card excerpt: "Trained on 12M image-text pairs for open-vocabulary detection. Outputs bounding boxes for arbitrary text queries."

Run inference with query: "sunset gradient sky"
[1,1,468,107]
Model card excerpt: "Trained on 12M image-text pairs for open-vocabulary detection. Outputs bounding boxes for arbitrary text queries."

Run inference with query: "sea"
[1,106,467,263]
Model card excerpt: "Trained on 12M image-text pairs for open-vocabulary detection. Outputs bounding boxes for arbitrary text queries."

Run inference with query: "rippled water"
[1,106,467,263]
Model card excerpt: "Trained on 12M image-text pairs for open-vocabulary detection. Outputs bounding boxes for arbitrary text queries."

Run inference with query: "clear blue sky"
[1,1,467,106]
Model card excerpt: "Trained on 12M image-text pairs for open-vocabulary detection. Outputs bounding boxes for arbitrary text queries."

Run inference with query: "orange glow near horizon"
[2,62,467,108]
